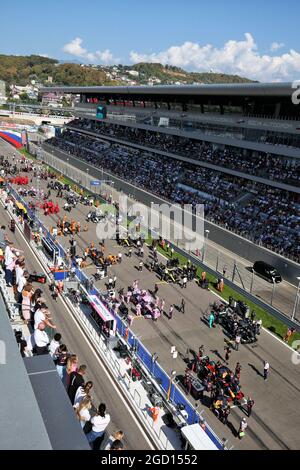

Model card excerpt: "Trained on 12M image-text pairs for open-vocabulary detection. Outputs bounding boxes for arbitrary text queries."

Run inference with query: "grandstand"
[41,84,300,265]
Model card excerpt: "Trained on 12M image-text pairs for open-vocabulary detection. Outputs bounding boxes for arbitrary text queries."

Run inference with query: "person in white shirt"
[86,403,111,448]
[34,307,56,330]
[235,334,241,351]
[15,261,24,286]
[17,272,27,303]
[238,418,248,439]
[263,361,270,381]
[49,333,62,359]
[0,225,9,250]
[73,381,94,408]
[76,397,92,429]
[34,322,49,355]
[4,243,16,286]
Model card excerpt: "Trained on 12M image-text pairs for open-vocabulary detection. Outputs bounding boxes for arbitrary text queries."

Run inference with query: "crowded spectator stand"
[45,129,300,262]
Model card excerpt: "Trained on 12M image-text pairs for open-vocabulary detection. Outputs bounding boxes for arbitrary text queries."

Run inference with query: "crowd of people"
[0,180,124,451]
[47,130,300,261]
[67,118,300,186]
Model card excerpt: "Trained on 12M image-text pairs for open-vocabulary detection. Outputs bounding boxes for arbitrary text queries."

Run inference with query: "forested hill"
[0,54,255,86]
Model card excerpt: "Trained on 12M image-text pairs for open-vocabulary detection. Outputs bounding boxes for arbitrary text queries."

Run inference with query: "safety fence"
[6,179,226,450]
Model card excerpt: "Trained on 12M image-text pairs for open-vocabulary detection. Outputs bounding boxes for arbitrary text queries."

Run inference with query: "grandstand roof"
[24,355,90,450]
[0,297,51,450]
[0,297,89,450]
[41,82,296,97]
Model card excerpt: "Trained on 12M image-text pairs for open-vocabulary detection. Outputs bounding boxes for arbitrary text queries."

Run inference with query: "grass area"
[19,148,36,161]
[17,147,300,348]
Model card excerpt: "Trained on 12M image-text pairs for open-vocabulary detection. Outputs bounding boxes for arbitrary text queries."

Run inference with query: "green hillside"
[127,62,254,84]
[0,54,255,87]
[0,54,118,86]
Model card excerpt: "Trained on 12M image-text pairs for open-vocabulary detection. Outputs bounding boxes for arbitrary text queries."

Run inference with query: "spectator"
[65,354,79,389]
[4,242,17,286]
[22,284,34,325]
[0,225,10,249]
[86,403,111,449]
[76,397,92,429]
[104,430,124,450]
[34,306,56,330]
[74,381,94,408]
[30,288,43,316]
[110,440,124,450]
[55,344,69,383]
[49,333,62,359]
[68,364,87,404]
[34,321,49,355]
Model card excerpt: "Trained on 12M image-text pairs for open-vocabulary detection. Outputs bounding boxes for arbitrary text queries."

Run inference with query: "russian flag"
[0,130,23,149]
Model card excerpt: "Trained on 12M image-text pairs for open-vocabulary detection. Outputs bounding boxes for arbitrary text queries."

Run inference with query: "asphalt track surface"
[1,140,300,450]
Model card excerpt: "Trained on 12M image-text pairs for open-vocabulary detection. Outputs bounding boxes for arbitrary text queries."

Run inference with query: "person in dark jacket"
[246,397,255,417]
[68,364,87,404]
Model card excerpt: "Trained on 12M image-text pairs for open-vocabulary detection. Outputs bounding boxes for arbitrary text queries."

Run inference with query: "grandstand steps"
[233,191,255,207]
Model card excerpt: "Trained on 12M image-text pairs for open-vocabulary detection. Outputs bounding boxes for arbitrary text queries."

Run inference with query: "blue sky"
[1,0,300,81]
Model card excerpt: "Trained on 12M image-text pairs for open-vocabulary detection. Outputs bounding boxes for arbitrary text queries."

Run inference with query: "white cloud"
[130,33,300,82]
[270,42,285,52]
[62,38,119,64]
[63,38,88,58]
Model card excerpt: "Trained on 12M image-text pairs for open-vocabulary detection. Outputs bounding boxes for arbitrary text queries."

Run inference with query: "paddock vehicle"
[253,261,282,284]
[87,210,105,223]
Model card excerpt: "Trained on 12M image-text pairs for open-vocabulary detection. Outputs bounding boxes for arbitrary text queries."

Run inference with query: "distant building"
[42,92,64,107]
[128,70,139,77]
[0,80,7,104]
